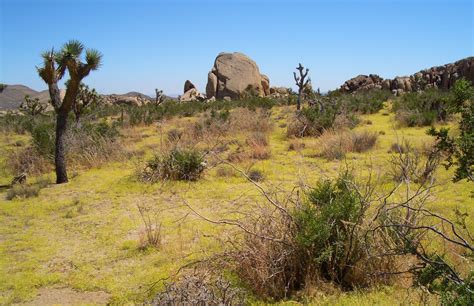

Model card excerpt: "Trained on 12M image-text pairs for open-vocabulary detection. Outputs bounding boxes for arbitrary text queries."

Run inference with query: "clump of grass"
[316,130,378,160]
[288,139,306,151]
[6,177,50,200]
[216,165,237,178]
[246,132,271,160]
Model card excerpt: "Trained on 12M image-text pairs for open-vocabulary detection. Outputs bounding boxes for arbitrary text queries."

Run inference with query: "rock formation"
[206,52,270,100]
[340,57,474,94]
[180,80,205,102]
[102,94,151,106]
[184,80,196,93]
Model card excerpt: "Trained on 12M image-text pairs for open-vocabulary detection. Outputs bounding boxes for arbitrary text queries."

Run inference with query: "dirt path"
[19,288,110,305]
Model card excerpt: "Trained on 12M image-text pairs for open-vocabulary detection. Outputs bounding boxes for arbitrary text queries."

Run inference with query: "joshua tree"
[0,84,7,93]
[293,63,311,111]
[21,95,47,116]
[155,88,165,105]
[37,40,102,184]
[73,83,101,124]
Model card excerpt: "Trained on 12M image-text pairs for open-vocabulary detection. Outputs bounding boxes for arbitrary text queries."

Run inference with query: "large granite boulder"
[206,52,270,100]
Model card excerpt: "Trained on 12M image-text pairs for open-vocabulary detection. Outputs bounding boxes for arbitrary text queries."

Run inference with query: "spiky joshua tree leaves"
[293,63,311,111]
[37,40,102,184]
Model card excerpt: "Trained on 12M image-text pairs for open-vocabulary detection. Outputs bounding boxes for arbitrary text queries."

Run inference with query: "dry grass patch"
[316,130,378,160]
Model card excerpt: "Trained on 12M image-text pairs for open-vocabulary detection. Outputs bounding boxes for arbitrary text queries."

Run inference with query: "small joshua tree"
[21,95,47,116]
[73,83,101,124]
[37,40,102,184]
[293,63,311,111]
[0,84,7,93]
[155,88,165,105]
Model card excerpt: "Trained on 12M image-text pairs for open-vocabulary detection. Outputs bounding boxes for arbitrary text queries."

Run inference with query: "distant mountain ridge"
[0,86,159,110]
[0,85,40,109]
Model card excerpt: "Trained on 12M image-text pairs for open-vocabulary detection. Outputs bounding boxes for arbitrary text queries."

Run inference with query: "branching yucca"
[37,40,102,183]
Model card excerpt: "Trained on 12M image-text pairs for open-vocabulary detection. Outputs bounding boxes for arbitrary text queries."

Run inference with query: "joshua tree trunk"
[55,110,68,183]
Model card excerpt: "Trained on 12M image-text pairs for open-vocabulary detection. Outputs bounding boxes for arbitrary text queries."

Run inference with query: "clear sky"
[1,0,473,96]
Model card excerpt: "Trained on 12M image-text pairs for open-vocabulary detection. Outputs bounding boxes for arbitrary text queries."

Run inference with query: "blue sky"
[1,0,472,96]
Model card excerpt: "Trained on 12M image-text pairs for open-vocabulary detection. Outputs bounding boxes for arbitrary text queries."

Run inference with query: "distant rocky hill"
[0,85,175,110]
[340,57,474,94]
[0,85,40,109]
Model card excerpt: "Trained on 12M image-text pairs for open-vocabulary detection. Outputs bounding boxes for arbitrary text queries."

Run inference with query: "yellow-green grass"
[0,105,471,304]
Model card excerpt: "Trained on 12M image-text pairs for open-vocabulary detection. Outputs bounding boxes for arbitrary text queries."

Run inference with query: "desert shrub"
[152,272,245,305]
[6,184,40,200]
[248,169,264,182]
[167,128,183,142]
[393,89,450,126]
[317,130,378,160]
[342,89,392,114]
[294,173,366,286]
[31,122,56,156]
[137,202,162,250]
[427,78,474,182]
[120,96,281,127]
[230,108,272,134]
[288,139,305,151]
[389,139,441,184]
[287,97,359,138]
[6,177,50,200]
[141,148,205,182]
[0,113,43,134]
[184,154,472,302]
[351,130,378,152]
[7,120,121,176]
[247,133,271,160]
[223,171,394,300]
[7,145,51,176]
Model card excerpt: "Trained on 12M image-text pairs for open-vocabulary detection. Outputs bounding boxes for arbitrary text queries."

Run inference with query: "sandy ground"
[19,288,110,305]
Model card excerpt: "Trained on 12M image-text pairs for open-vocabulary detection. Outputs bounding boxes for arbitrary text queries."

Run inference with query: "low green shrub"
[6,177,50,200]
[141,148,205,182]
[393,89,450,126]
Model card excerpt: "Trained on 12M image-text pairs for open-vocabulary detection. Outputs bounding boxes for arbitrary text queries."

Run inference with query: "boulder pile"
[340,57,474,94]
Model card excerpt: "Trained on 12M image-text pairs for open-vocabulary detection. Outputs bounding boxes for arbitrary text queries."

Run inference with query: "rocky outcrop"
[180,80,205,102]
[102,94,151,106]
[340,74,383,92]
[340,57,474,93]
[179,88,205,102]
[206,52,270,100]
[184,80,196,94]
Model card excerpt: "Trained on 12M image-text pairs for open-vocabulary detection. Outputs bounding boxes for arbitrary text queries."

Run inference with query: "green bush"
[393,89,450,126]
[294,172,362,284]
[428,78,474,181]
[343,89,391,114]
[31,122,56,157]
[143,148,205,182]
